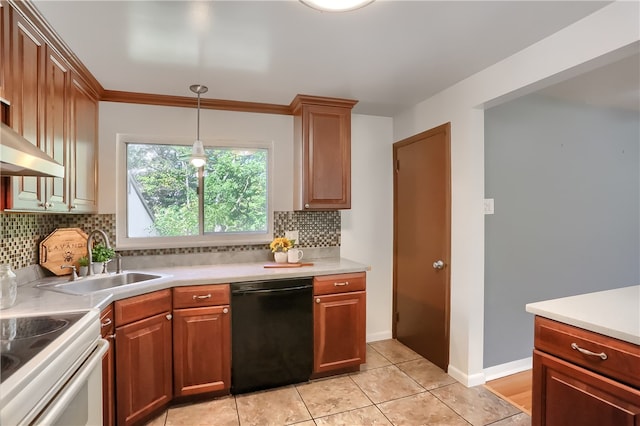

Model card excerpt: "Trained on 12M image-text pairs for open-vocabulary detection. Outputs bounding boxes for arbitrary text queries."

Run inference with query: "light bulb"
[191,140,206,167]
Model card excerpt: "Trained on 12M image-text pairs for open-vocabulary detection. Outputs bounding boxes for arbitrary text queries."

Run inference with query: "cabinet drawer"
[100,304,114,337]
[173,284,229,308]
[535,316,640,389]
[314,272,365,296]
[115,289,172,327]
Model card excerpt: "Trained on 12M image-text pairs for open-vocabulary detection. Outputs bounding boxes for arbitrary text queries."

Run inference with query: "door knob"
[433,260,445,270]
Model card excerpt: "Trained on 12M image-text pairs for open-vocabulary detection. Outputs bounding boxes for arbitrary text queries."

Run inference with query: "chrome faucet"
[86,229,111,277]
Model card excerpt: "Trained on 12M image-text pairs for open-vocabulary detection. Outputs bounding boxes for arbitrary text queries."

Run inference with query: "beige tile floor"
[145,340,531,426]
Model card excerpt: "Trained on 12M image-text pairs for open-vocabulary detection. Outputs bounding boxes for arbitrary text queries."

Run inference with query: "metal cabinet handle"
[101,318,112,328]
[223,308,229,314]
[70,204,77,210]
[571,342,607,360]
[166,314,172,320]
[106,333,115,340]
[304,203,310,209]
[192,294,212,300]
[433,260,444,270]
[315,298,321,304]
[334,282,349,287]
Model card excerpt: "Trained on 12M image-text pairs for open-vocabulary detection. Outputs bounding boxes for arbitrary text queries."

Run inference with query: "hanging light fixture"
[299,0,375,12]
[190,84,208,167]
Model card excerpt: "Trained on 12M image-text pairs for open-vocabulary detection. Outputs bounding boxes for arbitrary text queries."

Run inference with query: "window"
[118,137,272,249]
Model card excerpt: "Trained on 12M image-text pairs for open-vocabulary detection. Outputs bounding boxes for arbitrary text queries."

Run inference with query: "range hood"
[0,122,65,178]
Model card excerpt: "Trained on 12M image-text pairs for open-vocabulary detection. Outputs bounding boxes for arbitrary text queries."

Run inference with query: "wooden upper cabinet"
[0,2,8,102]
[291,95,357,210]
[43,45,70,212]
[69,74,98,213]
[9,10,46,210]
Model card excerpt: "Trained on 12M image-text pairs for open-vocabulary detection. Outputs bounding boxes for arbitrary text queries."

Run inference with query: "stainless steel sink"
[36,272,166,295]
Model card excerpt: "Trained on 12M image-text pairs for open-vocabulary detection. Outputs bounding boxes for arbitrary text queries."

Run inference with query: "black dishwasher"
[230,277,313,394]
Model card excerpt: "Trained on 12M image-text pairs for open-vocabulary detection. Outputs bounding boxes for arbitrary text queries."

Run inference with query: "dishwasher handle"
[231,284,312,295]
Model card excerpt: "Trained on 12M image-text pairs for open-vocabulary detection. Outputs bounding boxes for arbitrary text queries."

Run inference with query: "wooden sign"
[40,228,88,276]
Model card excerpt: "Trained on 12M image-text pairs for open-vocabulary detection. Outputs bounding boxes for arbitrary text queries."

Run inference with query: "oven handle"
[33,338,109,425]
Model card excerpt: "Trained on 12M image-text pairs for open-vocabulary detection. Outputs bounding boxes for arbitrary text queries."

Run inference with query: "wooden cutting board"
[39,228,88,275]
[263,262,314,268]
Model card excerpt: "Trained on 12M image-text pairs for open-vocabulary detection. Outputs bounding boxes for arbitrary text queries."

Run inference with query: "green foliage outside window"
[127,143,268,238]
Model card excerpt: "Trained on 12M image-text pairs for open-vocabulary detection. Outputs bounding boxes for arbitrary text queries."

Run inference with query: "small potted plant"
[269,237,294,263]
[91,244,115,274]
[77,256,89,277]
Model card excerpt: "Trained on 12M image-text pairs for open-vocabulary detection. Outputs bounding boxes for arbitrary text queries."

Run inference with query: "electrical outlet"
[484,198,495,215]
[285,230,299,243]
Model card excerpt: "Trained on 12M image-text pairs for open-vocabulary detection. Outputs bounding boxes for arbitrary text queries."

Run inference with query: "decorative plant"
[92,244,115,263]
[78,256,89,267]
[269,237,294,253]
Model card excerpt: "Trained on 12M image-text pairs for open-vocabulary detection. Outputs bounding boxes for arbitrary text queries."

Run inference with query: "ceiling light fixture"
[299,0,375,12]
[190,84,208,168]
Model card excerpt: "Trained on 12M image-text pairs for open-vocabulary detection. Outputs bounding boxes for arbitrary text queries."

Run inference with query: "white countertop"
[526,285,640,345]
[0,258,368,317]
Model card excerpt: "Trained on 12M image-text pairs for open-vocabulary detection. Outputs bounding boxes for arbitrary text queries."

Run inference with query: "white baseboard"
[447,364,486,387]
[366,330,393,342]
[483,357,533,382]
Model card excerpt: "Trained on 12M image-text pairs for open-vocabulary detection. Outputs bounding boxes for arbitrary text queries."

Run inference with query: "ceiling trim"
[101,90,293,115]
[9,0,103,99]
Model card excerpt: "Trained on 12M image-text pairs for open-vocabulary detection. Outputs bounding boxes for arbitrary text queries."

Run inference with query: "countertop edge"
[525,285,640,346]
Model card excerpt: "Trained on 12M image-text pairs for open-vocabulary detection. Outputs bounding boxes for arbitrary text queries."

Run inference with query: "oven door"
[31,338,108,426]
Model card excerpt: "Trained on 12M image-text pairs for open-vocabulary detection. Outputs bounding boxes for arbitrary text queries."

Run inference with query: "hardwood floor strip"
[484,370,532,415]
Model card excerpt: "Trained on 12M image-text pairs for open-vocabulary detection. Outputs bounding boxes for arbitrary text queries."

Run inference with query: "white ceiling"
[33,0,634,116]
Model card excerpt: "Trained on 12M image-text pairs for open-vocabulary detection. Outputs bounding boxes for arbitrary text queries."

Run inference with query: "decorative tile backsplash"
[0,211,340,269]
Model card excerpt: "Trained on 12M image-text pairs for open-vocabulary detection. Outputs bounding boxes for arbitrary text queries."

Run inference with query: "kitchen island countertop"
[1,258,369,317]
[526,285,640,345]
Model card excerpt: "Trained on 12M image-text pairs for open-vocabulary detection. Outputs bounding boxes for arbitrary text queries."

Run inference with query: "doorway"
[393,123,451,371]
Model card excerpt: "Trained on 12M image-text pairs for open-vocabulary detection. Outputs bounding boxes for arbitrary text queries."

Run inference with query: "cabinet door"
[100,306,115,426]
[0,2,8,102]
[173,305,231,397]
[69,75,97,213]
[43,45,69,212]
[116,312,172,426]
[314,290,366,374]
[9,12,45,210]
[299,104,351,210]
[532,350,640,426]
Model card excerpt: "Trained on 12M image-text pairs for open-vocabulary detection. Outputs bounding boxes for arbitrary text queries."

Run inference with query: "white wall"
[342,114,394,342]
[393,2,640,386]
[99,102,294,214]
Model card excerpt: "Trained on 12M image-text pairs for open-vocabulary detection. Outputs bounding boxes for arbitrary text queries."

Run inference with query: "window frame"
[116,134,274,249]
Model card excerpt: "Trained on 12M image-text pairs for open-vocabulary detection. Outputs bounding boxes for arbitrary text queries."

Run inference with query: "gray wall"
[483,94,640,368]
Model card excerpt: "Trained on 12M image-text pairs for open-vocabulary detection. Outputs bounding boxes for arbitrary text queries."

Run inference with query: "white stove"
[0,309,107,425]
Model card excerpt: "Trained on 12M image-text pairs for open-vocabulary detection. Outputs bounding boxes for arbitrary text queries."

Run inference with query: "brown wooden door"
[393,123,451,371]
[116,312,172,426]
[313,291,366,374]
[532,350,640,426]
[100,306,115,426]
[173,305,231,397]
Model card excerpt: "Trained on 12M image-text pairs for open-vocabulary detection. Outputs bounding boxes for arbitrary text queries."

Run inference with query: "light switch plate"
[484,198,495,215]
[285,230,299,242]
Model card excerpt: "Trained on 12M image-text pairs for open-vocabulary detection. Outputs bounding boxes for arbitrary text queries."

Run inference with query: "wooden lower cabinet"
[100,305,115,426]
[533,350,640,426]
[115,291,172,426]
[532,316,640,426]
[313,273,366,375]
[173,305,231,397]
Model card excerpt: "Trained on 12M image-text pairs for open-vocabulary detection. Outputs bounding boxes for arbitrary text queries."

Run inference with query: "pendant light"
[190,84,208,168]
[299,0,374,12]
